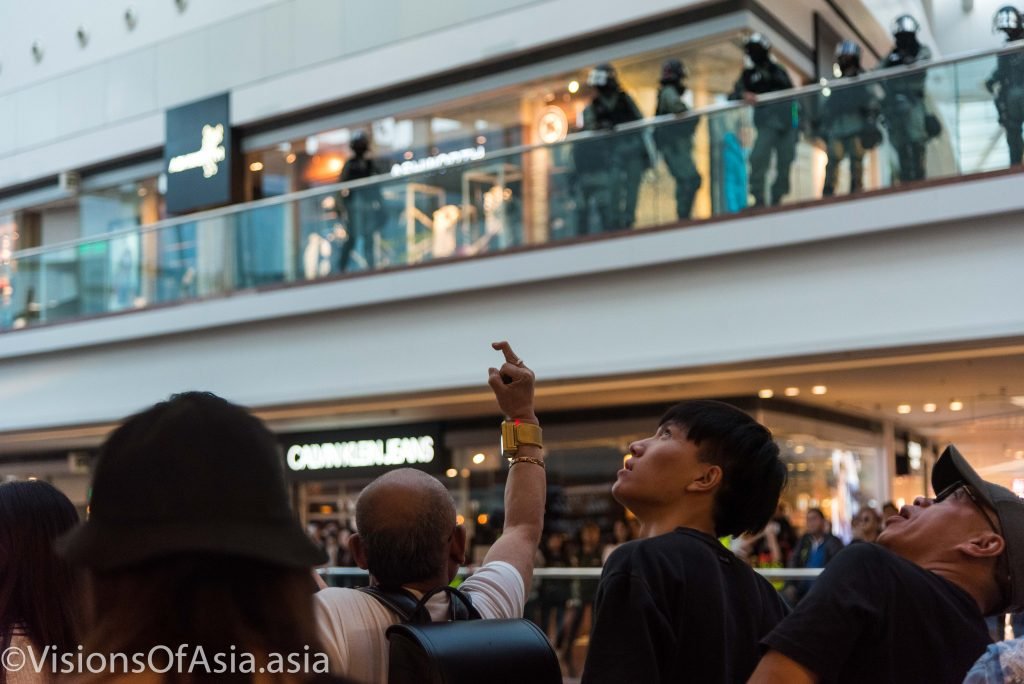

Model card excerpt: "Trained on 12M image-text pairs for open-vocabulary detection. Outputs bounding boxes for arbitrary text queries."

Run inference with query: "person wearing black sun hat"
[752,445,1024,684]
[56,391,353,683]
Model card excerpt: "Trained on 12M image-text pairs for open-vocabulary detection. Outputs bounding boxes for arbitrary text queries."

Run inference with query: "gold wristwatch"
[501,420,543,457]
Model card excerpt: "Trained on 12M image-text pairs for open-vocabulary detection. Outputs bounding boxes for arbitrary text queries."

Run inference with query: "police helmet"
[834,40,861,73]
[350,130,369,155]
[660,58,687,83]
[993,6,1023,33]
[745,32,772,52]
[587,63,617,89]
[891,14,920,36]
[835,40,861,59]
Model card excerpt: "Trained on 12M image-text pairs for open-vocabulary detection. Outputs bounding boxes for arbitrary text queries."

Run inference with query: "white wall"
[929,0,1013,56]
[0,172,1021,437]
[0,0,888,190]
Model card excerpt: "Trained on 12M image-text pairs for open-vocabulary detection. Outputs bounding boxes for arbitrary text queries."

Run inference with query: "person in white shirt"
[315,341,546,684]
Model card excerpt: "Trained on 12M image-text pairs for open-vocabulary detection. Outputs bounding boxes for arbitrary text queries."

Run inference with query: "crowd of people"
[2,340,1024,683]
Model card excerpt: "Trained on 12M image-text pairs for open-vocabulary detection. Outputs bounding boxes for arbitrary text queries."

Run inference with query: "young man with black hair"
[580,400,788,684]
[750,445,1024,684]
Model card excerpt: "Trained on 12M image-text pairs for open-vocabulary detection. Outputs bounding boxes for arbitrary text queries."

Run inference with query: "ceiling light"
[460,468,470,478]
[456,514,465,525]
[897,404,912,414]
[568,80,580,94]
[472,453,486,465]
[794,445,806,455]
[923,403,937,413]
[758,389,774,399]
[784,387,800,397]
[811,385,827,395]
[950,400,964,412]
[249,161,264,172]
[445,468,457,478]
[477,514,489,525]
[285,153,297,164]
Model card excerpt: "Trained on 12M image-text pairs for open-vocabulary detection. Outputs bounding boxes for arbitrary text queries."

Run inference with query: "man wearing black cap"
[314,342,546,684]
[750,445,1023,684]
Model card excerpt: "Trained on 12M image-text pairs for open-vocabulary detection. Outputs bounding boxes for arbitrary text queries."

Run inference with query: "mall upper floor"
[1,25,1022,332]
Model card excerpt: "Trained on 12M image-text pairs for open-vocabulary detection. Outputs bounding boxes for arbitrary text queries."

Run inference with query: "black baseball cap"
[57,392,326,570]
[933,445,1024,612]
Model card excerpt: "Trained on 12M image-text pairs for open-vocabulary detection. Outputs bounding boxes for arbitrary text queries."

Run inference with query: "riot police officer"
[821,41,880,196]
[987,6,1024,166]
[575,63,646,233]
[654,58,702,219]
[730,33,799,207]
[876,15,934,183]
[338,130,384,272]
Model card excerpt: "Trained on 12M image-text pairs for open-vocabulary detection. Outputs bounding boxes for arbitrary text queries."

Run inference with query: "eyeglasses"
[935,482,1011,605]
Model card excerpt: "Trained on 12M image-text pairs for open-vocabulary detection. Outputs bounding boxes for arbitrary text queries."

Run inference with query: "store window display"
[240,34,758,276]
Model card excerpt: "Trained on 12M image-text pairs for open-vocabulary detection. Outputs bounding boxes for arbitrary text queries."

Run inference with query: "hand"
[487,341,537,424]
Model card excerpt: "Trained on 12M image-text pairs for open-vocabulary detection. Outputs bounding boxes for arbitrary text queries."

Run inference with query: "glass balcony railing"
[2,43,1022,331]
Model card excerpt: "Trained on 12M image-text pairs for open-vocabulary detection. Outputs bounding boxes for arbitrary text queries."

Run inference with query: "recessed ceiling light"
[445,468,458,478]
[794,445,806,454]
[472,453,486,465]
[811,385,827,395]
[784,387,800,397]
[758,389,774,399]
[897,404,912,414]
[923,403,937,413]
[950,400,964,412]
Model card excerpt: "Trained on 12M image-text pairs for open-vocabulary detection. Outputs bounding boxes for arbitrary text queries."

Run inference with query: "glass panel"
[3,45,1022,332]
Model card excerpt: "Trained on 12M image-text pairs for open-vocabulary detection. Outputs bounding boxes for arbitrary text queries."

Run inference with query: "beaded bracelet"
[508,456,545,469]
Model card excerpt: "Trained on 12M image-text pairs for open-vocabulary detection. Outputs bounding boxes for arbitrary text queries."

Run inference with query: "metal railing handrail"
[317,566,823,581]
[8,39,1023,262]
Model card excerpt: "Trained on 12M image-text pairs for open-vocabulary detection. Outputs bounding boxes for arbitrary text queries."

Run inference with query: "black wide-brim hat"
[933,445,1024,612]
[57,392,327,570]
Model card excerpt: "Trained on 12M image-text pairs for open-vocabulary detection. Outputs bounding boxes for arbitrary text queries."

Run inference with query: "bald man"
[314,342,546,684]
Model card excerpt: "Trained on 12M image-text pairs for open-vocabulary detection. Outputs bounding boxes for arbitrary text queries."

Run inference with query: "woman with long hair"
[0,480,81,684]
[56,392,350,683]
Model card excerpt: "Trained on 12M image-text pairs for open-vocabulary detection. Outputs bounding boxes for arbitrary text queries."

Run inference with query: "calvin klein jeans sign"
[164,93,232,214]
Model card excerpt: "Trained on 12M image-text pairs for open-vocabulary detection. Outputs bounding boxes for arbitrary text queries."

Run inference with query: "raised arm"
[482,341,546,591]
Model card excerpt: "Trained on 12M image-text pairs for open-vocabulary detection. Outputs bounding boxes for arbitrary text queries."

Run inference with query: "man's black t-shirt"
[581,528,788,684]
[762,542,991,683]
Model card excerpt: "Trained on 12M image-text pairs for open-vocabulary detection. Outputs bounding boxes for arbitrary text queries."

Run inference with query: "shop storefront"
[280,398,904,567]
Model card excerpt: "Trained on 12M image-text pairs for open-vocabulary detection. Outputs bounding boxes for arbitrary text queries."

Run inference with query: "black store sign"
[280,423,447,481]
[164,93,232,214]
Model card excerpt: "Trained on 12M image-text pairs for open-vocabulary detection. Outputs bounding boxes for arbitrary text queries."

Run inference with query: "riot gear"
[891,15,921,54]
[821,41,879,196]
[988,6,1024,164]
[877,16,934,183]
[744,33,772,65]
[587,64,618,93]
[731,33,798,206]
[655,60,701,219]
[575,64,647,233]
[994,6,1024,41]
[835,40,862,76]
